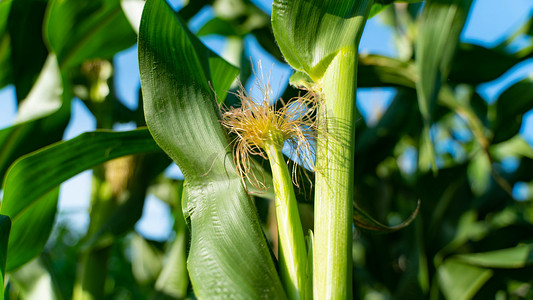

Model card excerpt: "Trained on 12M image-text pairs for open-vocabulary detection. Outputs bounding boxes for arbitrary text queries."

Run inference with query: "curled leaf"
[353,200,420,232]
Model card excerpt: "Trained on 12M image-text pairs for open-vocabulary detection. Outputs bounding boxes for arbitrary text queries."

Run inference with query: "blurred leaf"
[131,234,163,285]
[272,0,373,80]
[0,55,69,185]
[455,244,533,269]
[197,17,239,37]
[492,78,533,143]
[491,135,533,160]
[0,0,13,89]
[438,259,492,300]
[354,200,420,232]
[82,152,171,250]
[154,182,188,299]
[0,215,10,299]
[358,54,417,88]
[153,232,188,299]
[467,154,491,196]
[45,0,137,69]
[10,257,60,300]
[121,0,145,33]
[139,0,286,298]
[177,0,212,21]
[450,43,531,84]
[369,3,390,19]
[8,0,48,100]
[14,55,64,124]
[0,129,161,271]
[355,89,420,173]
[415,0,473,172]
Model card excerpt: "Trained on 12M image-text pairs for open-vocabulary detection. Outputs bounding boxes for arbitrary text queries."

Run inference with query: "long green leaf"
[415,0,473,172]
[45,0,137,69]
[0,129,161,271]
[139,0,286,298]
[0,215,10,299]
[455,244,533,269]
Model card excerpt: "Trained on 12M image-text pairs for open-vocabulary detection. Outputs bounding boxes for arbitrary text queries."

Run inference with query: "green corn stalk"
[272,0,373,298]
[264,139,309,300]
[313,47,359,299]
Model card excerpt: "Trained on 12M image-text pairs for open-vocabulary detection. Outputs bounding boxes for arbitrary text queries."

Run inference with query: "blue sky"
[1,0,532,240]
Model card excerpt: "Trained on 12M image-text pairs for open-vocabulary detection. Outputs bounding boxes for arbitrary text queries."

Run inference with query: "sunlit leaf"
[139,0,286,298]
[491,135,533,160]
[0,54,69,184]
[121,0,145,33]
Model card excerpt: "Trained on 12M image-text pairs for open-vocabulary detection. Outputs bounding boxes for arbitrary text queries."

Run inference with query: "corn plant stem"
[264,140,308,300]
[73,167,116,300]
[314,48,357,299]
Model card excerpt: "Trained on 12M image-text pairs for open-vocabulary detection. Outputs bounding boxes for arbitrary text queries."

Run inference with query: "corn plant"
[0,0,533,299]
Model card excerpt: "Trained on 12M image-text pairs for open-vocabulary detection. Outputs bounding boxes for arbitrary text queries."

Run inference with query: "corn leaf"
[450,43,533,84]
[492,78,533,143]
[455,244,533,269]
[138,0,286,298]
[272,0,372,80]
[154,180,188,299]
[0,55,69,185]
[45,0,136,69]
[415,0,473,172]
[131,234,163,285]
[354,201,419,233]
[9,257,60,299]
[7,0,49,99]
[0,0,12,89]
[0,215,10,299]
[438,259,492,300]
[0,129,161,271]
